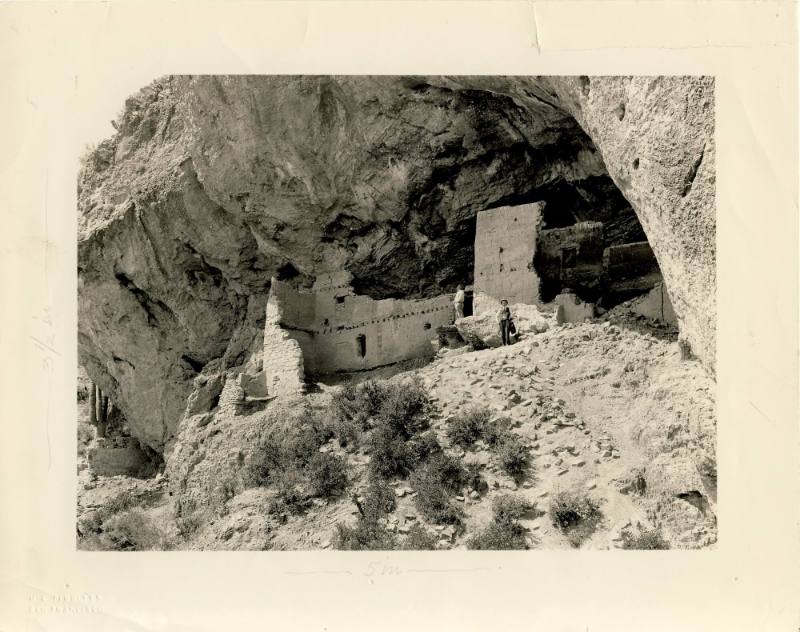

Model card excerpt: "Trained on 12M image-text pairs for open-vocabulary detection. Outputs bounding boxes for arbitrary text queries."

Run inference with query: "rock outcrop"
[537,76,715,369]
[78,76,714,452]
[454,292,552,347]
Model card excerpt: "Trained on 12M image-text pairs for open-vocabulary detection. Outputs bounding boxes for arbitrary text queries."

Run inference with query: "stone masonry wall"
[473,202,543,305]
[307,296,452,374]
[267,277,453,378]
[263,283,307,396]
[603,240,662,296]
[536,221,605,300]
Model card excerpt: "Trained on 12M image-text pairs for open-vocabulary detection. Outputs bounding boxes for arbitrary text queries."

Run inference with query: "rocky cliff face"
[78,76,714,452]
[538,76,715,369]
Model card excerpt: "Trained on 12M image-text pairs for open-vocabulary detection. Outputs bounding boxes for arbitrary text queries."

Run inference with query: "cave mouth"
[341,85,660,311]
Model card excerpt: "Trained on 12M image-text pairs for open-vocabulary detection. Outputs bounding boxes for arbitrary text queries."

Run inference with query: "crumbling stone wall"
[88,437,150,477]
[630,282,677,325]
[535,220,605,301]
[554,290,596,324]
[473,202,543,305]
[603,241,662,297]
[266,275,453,381]
[263,284,307,396]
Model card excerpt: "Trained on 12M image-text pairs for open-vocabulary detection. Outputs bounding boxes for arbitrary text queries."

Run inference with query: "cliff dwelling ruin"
[76,75,716,553]
[264,198,675,396]
[76,75,713,454]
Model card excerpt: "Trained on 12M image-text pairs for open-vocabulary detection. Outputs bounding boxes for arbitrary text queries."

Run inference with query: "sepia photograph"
[75,75,717,551]
[5,0,800,629]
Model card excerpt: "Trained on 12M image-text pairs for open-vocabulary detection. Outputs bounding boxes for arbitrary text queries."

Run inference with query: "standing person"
[497,299,514,345]
[453,284,465,321]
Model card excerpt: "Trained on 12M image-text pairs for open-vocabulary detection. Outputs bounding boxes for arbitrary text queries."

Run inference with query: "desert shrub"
[467,519,528,550]
[401,523,439,550]
[464,332,488,351]
[329,380,391,432]
[77,422,94,446]
[361,476,396,520]
[175,511,203,539]
[409,454,466,527]
[331,378,432,476]
[620,527,670,550]
[376,379,430,439]
[329,383,361,424]
[495,434,531,483]
[246,438,284,486]
[368,426,414,479]
[549,490,601,547]
[99,509,174,551]
[359,380,392,418]
[333,518,397,551]
[467,494,533,550]
[492,494,534,524]
[406,355,433,371]
[333,475,399,550]
[307,452,349,498]
[464,460,488,496]
[433,454,468,493]
[208,476,239,515]
[406,432,443,469]
[366,380,434,479]
[282,413,331,464]
[246,410,331,487]
[269,470,312,516]
[329,413,362,450]
[550,490,600,530]
[98,491,137,520]
[447,406,491,449]
[482,416,514,448]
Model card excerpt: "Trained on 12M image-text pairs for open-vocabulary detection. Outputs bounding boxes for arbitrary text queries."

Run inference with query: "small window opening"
[335,296,346,304]
[463,290,474,317]
[423,322,431,330]
[561,247,578,269]
[356,334,366,358]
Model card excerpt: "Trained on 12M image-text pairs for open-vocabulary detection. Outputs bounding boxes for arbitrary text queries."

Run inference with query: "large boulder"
[455,292,552,347]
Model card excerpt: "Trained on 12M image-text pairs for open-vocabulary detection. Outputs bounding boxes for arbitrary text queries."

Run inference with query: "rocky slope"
[77,305,715,551]
[78,76,715,453]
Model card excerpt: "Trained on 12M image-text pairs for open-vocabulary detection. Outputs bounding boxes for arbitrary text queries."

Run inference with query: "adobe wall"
[88,438,150,477]
[307,295,452,373]
[554,290,596,324]
[265,276,453,380]
[536,221,605,299]
[473,202,543,305]
[603,241,663,296]
[631,282,677,325]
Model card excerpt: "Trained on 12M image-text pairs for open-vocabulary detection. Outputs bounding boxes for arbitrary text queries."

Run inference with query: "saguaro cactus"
[95,386,103,424]
[100,394,109,424]
[89,382,97,425]
[96,387,107,438]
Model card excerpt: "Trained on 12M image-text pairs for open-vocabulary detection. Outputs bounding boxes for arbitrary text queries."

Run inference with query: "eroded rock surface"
[78,76,714,451]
